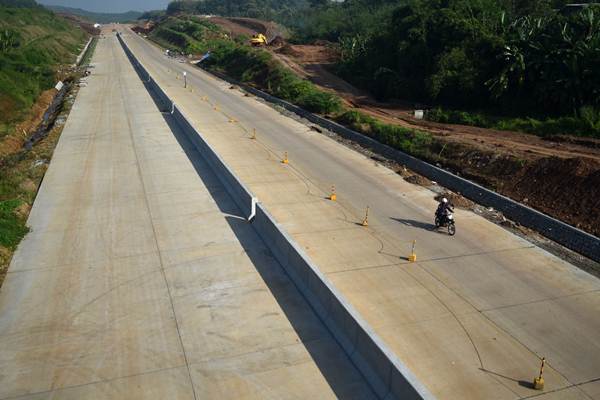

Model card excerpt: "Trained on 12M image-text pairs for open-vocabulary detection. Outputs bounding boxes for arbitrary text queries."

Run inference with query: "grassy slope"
[0,4,88,285]
[0,5,87,137]
[150,16,341,114]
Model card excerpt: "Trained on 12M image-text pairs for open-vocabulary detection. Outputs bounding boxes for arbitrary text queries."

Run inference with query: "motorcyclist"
[435,197,454,222]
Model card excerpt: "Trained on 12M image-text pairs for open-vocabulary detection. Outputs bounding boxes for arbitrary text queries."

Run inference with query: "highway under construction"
[0,27,599,399]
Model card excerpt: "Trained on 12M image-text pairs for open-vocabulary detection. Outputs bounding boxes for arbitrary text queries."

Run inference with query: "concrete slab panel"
[13,367,194,400]
[328,265,459,329]
[0,285,185,398]
[0,252,162,335]
[420,246,600,311]
[172,279,329,364]
[189,338,376,400]
[164,247,286,299]
[152,211,254,253]
[376,312,571,399]
[484,291,600,383]
[10,219,157,271]
[581,380,600,399]
[294,227,400,274]
[269,200,357,235]
[147,187,237,220]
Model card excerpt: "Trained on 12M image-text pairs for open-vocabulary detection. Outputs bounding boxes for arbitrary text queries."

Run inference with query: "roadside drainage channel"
[203,70,600,263]
[116,32,433,400]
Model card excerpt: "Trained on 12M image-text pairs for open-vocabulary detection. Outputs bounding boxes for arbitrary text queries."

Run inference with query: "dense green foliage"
[298,0,600,126]
[0,3,87,134]
[45,5,143,23]
[166,0,307,24]
[139,10,166,21]
[0,0,38,8]
[152,16,341,113]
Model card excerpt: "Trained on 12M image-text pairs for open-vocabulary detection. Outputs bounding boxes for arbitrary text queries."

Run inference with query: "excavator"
[250,33,267,47]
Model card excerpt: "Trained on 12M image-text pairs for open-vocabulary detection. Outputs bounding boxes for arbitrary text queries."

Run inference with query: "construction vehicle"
[250,33,267,47]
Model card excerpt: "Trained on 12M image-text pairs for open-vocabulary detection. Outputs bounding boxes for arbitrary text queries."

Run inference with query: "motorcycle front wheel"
[448,223,456,236]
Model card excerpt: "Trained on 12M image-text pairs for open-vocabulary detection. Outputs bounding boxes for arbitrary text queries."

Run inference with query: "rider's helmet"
[442,197,448,204]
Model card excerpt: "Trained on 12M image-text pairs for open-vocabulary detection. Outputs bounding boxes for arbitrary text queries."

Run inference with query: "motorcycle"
[435,211,456,236]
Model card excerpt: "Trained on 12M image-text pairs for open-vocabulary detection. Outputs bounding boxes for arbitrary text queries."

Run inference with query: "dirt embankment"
[56,13,101,35]
[502,157,600,233]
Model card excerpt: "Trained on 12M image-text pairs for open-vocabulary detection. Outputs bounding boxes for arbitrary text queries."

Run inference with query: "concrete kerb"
[257,204,433,400]
[116,32,434,400]
[204,68,600,263]
[173,105,255,218]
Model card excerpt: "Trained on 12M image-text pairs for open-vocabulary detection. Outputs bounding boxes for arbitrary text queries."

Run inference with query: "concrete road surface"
[0,32,376,399]
[121,29,600,399]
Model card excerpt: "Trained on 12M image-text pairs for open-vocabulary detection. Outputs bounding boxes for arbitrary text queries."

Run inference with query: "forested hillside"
[46,5,142,23]
[165,0,308,24]
[305,0,600,122]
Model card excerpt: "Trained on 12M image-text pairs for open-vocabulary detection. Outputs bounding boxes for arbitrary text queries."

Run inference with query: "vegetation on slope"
[0,0,89,285]
[0,2,87,137]
[151,15,341,113]
[165,0,307,24]
[160,0,600,137]
[297,0,600,137]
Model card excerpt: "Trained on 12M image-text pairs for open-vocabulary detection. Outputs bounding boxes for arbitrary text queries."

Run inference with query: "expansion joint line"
[116,43,198,400]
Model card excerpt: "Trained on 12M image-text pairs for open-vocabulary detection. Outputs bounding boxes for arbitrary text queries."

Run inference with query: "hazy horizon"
[37,0,170,13]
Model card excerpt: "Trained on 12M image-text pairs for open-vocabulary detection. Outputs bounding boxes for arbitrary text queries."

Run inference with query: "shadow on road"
[166,111,375,398]
[390,217,436,231]
[134,64,376,397]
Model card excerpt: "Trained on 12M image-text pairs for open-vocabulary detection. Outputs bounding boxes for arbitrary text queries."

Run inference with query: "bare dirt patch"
[434,192,475,208]
[405,174,432,186]
[1,89,57,158]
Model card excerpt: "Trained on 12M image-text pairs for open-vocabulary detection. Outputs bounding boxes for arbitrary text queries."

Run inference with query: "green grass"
[336,110,435,158]
[426,107,600,138]
[0,199,29,250]
[0,5,87,129]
